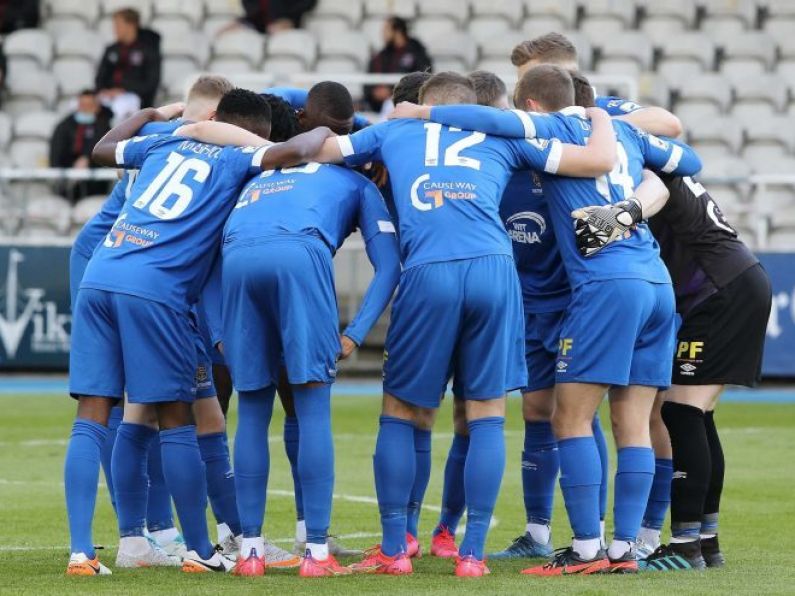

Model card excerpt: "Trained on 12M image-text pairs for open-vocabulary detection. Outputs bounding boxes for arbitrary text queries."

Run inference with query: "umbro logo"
[672,471,687,480]
[556,361,568,371]
[680,363,697,374]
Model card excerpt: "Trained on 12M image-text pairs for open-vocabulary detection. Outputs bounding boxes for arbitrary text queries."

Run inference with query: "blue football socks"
[64,418,108,557]
[292,384,334,547]
[613,447,655,542]
[522,420,559,525]
[100,406,122,511]
[160,425,214,559]
[235,387,276,539]
[592,413,609,522]
[112,422,156,537]
[408,427,432,539]
[145,437,174,532]
[283,416,304,522]
[459,417,505,560]
[198,431,241,536]
[558,436,602,540]
[643,458,673,531]
[374,416,415,557]
[436,432,469,535]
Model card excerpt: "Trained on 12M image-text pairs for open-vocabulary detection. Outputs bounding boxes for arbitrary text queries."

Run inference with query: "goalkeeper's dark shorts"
[672,263,772,387]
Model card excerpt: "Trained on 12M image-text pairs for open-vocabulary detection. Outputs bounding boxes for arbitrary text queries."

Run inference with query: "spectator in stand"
[240,0,317,33]
[50,89,113,202]
[366,16,432,112]
[95,8,161,121]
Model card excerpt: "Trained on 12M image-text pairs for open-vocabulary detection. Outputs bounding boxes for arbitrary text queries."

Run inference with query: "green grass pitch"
[1,393,794,594]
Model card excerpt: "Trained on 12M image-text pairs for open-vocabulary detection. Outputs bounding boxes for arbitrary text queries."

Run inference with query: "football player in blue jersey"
[64,89,333,576]
[208,150,401,578]
[264,81,371,133]
[220,71,616,577]
[394,64,702,575]
[68,76,242,570]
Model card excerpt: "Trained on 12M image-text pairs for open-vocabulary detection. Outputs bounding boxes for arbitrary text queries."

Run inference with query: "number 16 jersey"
[81,134,266,312]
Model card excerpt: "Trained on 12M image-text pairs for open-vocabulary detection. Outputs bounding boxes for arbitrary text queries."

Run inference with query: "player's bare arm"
[614,106,683,138]
[174,120,271,147]
[260,126,336,169]
[91,107,170,166]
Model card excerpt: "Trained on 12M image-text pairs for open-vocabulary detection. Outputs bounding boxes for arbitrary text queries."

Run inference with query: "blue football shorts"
[523,308,567,393]
[384,254,527,408]
[70,288,198,403]
[555,279,676,389]
[222,236,340,391]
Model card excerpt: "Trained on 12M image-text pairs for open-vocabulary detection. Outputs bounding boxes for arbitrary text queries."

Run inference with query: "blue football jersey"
[500,171,570,312]
[336,119,562,269]
[223,162,394,254]
[594,95,645,116]
[72,120,185,259]
[425,105,702,287]
[80,134,266,311]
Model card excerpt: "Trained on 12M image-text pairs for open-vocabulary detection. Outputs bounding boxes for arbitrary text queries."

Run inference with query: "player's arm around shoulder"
[614,106,683,139]
[555,107,617,177]
[92,107,171,167]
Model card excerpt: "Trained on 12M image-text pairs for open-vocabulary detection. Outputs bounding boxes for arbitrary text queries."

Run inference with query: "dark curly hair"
[215,88,272,138]
[261,93,301,141]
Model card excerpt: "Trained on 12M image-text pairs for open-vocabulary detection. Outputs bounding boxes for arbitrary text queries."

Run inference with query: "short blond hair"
[186,75,235,103]
[511,32,578,67]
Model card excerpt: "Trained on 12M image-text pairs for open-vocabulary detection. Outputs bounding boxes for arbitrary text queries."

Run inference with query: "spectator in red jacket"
[366,17,432,112]
[95,8,161,121]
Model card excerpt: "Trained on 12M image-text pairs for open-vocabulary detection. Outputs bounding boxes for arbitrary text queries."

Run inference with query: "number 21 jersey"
[81,134,266,312]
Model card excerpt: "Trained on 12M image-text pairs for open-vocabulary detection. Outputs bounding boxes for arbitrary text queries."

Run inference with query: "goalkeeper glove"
[571,197,643,257]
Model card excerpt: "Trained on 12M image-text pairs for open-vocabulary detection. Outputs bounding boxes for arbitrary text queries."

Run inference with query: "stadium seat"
[423,32,478,71]
[686,116,743,153]
[162,58,203,94]
[581,0,638,25]
[580,17,627,45]
[315,57,360,75]
[53,30,104,64]
[596,59,642,79]
[204,0,245,19]
[524,0,577,29]
[318,32,370,70]
[744,117,795,152]
[639,17,687,47]
[520,16,574,41]
[261,57,308,76]
[4,30,54,71]
[720,32,777,73]
[153,0,204,27]
[675,73,732,111]
[733,74,789,112]
[700,16,748,38]
[45,17,93,38]
[206,56,255,74]
[479,31,530,60]
[657,33,717,70]
[638,0,697,27]
[0,112,13,150]
[468,16,513,45]
[470,0,524,24]
[474,58,514,76]
[753,184,795,214]
[9,139,50,168]
[412,17,459,47]
[100,0,153,23]
[72,195,107,226]
[360,16,390,48]
[6,71,59,112]
[697,155,753,180]
[745,153,795,175]
[202,16,234,38]
[698,0,758,29]
[53,58,96,98]
[212,29,265,68]
[150,16,197,39]
[598,32,654,70]
[419,0,469,26]
[311,0,364,26]
[161,32,211,68]
[742,144,791,169]
[267,30,318,70]
[363,0,417,20]
[705,185,745,215]
[44,0,100,26]
[767,229,795,250]
[305,16,355,41]
[22,195,73,236]
[657,61,706,89]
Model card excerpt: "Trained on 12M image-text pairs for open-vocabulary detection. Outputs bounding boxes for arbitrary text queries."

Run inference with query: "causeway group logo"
[505,211,547,245]
[410,175,478,211]
[0,248,71,366]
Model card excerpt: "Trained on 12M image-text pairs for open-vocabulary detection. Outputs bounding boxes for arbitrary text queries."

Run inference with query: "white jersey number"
[423,123,485,171]
[133,152,211,220]
[595,142,634,202]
